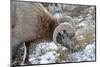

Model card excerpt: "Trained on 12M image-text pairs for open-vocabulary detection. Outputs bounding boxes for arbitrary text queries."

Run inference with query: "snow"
[29,42,59,64]
[53,12,63,21]
[84,42,95,60]
[39,51,58,64]
[29,41,95,64]
[67,42,95,62]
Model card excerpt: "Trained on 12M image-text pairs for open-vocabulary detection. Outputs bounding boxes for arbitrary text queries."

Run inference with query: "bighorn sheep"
[11,1,77,65]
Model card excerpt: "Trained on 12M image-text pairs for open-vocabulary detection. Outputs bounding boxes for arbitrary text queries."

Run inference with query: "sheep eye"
[58,32,61,36]
[63,30,66,34]
[58,32,65,39]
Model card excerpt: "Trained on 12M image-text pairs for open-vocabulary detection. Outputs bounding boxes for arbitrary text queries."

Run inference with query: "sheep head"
[53,23,77,51]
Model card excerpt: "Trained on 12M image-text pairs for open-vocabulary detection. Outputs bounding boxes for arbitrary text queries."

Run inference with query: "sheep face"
[56,30,77,50]
[53,23,77,51]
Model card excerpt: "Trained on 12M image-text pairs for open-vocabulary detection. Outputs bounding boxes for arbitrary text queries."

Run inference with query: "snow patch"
[29,42,59,64]
[67,42,95,62]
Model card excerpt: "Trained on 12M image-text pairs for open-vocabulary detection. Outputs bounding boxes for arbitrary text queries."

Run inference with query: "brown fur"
[11,1,58,63]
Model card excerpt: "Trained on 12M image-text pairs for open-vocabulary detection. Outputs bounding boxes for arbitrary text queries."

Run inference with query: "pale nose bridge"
[63,31,70,40]
[70,38,77,49]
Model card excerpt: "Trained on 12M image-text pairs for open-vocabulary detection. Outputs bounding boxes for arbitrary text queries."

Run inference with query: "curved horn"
[53,23,75,46]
